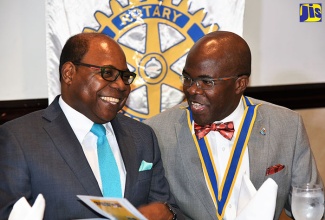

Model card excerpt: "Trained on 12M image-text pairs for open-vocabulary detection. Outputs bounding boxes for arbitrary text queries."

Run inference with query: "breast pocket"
[138,170,152,181]
[266,164,288,184]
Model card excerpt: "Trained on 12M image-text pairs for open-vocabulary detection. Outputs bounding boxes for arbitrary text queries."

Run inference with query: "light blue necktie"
[91,123,122,198]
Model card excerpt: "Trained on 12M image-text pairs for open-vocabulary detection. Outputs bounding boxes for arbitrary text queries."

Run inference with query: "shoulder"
[0,109,49,148]
[1,98,64,134]
[1,109,45,131]
[112,114,159,147]
[144,102,188,125]
[248,96,301,120]
[114,113,154,131]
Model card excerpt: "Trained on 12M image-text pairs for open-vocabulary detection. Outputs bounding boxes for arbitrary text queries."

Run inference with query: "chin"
[95,112,117,123]
[193,116,208,126]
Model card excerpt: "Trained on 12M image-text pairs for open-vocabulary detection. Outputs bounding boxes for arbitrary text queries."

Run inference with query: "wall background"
[0,0,47,101]
[244,0,325,86]
[0,0,324,101]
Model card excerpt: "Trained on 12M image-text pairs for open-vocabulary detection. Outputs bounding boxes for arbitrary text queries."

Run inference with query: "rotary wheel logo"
[84,0,218,121]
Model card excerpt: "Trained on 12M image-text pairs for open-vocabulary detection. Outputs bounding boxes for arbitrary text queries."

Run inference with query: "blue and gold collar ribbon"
[186,96,261,219]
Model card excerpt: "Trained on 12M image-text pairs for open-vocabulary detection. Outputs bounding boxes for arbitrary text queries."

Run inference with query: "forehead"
[84,37,127,68]
[184,35,236,78]
[184,57,225,78]
[86,38,116,56]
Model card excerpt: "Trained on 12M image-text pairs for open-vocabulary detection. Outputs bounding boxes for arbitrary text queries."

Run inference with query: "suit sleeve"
[284,114,323,217]
[0,125,32,219]
[147,126,185,219]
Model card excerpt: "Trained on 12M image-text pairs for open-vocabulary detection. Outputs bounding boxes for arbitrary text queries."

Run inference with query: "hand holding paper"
[77,195,147,220]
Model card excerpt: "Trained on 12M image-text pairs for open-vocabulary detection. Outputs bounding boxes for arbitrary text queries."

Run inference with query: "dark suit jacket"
[0,96,181,220]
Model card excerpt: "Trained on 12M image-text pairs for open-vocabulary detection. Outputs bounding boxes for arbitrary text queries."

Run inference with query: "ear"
[235,75,249,95]
[61,62,74,85]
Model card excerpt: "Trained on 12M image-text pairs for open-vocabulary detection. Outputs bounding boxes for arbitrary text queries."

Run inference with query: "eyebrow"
[182,70,214,79]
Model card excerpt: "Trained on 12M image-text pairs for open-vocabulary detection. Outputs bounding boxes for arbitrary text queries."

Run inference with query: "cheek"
[76,80,97,98]
[118,88,131,108]
[205,88,221,101]
[205,89,227,109]
[207,86,237,113]
[71,76,103,105]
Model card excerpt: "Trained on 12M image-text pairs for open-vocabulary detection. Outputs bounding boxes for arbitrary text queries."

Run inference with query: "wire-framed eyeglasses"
[73,62,136,85]
[180,74,245,90]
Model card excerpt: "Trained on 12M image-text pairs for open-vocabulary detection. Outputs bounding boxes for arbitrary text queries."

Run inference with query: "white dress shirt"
[59,97,126,196]
[192,99,250,220]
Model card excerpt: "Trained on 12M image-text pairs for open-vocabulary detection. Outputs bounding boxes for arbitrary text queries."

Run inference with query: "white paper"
[77,195,147,220]
[236,175,278,220]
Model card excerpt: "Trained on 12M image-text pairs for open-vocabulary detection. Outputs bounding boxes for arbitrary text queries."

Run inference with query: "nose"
[110,74,128,91]
[186,80,203,95]
[193,80,201,88]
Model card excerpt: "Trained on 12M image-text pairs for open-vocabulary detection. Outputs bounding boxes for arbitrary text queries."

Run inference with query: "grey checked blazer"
[144,97,322,220]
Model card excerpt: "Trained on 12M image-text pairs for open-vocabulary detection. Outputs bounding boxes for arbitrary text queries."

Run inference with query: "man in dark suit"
[0,33,182,220]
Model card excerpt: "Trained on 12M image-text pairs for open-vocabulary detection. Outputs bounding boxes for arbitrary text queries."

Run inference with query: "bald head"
[182,31,252,124]
[185,31,251,78]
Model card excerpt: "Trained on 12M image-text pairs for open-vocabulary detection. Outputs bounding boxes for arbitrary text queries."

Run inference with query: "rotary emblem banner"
[46,0,245,121]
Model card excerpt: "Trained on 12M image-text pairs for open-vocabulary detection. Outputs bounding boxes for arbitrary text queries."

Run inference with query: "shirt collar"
[59,97,93,143]
[58,96,114,143]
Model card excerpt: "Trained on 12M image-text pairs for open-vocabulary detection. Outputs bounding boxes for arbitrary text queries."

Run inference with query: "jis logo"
[84,0,218,120]
[300,3,322,22]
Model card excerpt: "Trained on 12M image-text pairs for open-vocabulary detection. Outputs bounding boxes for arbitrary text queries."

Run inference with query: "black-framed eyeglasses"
[73,62,136,85]
[180,74,246,90]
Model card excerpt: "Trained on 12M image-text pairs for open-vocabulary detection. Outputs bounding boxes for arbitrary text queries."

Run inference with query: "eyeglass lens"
[100,66,135,85]
[181,76,214,90]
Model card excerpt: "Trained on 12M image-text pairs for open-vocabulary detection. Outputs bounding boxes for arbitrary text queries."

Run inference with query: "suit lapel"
[175,99,270,218]
[248,106,270,189]
[111,115,138,200]
[42,98,102,196]
[176,110,217,219]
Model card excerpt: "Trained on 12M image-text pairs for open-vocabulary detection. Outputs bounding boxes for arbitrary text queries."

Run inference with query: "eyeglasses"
[73,62,136,85]
[180,74,244,90]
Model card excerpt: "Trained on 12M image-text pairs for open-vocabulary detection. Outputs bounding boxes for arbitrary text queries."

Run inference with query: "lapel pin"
[260,128,266,135]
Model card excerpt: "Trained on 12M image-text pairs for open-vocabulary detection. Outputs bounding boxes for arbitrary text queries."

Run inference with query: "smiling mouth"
[100,96,120,105]
[190,101,206,111]
[191,101,203,107]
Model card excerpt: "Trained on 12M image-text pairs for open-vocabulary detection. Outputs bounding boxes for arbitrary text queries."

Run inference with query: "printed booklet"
[77,195,148,220]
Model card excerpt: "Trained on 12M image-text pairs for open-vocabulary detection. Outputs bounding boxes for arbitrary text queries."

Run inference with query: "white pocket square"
[236,175,278,220]
[9,194,45,220]
[139,160,153,171]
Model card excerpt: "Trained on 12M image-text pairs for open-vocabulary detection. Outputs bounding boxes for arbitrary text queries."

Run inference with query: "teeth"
[191,102,202,107]
[100,96,120,104]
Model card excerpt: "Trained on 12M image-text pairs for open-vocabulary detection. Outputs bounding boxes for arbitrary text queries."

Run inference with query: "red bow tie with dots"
[194,122,235,140]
